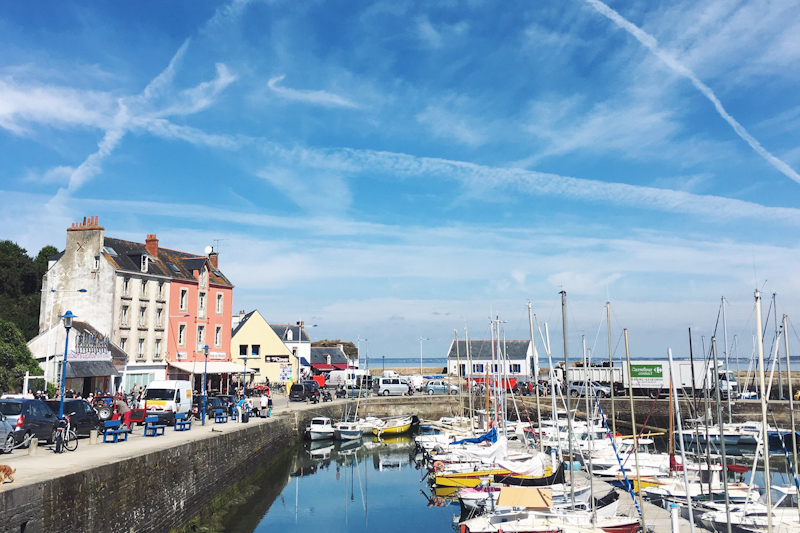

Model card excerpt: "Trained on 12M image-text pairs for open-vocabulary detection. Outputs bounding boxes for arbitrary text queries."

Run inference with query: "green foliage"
[0,318,43,393]
[312,339,358,359]
[0,240,58,340]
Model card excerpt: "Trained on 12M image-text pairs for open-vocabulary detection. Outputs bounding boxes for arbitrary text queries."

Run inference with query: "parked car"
[289,384,305,402]
[567,381,611,398]
[0,398,58,447]
[44,399,100,436]
[0,411,17,453]
[303,381,321,401]
[191,396,224,420]
[425,379,459,395]
[374,377,408,396]
[213,394,237,416]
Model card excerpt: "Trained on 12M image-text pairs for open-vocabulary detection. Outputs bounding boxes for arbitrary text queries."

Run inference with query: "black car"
[191,396,224,420]
[44,399,100,436]
[0,398,58,447]
[289,384,305,402]
[213,394,237,416]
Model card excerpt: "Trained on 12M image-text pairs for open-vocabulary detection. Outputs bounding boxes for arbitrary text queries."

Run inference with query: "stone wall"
[0,407,339,533]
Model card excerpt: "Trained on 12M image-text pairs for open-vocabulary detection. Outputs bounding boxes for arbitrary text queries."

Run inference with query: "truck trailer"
[558,360,738,399]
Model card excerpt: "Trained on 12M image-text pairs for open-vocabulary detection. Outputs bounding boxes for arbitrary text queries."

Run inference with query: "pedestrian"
[267,392,273,417]
[260,392,268,417]
[115,395,131,429]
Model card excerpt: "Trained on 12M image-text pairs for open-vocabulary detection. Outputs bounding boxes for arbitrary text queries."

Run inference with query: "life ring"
[433,461,445,473]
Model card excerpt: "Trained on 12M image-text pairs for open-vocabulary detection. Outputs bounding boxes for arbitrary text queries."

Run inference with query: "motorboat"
[306,416,335,440]
[372,415,413,437]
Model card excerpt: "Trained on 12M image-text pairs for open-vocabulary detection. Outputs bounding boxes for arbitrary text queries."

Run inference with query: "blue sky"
[2,0,800,362]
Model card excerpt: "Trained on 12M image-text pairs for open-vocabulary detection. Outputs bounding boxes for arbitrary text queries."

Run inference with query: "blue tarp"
[449,428,497,446]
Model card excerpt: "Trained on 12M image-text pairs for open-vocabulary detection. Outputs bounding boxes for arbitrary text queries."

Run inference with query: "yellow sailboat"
[372,416,413,437]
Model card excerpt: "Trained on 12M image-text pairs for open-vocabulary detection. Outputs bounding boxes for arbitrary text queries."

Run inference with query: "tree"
[312,339,358,359]
[0,241,58,340]
[0,318,43,394]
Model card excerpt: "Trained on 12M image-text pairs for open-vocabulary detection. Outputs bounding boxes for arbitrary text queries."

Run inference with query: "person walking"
[260,392,268,418]
[115,395,131,429]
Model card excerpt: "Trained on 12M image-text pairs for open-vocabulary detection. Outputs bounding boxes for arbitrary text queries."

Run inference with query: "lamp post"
[44,288,87,384]
[57,311,76,422]
[202,345,209,425]
[419,337,429,376]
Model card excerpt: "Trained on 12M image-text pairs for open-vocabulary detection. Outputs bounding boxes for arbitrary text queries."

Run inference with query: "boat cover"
[496,453,547,476]
[495,487,552,510]
[450,428,497,446]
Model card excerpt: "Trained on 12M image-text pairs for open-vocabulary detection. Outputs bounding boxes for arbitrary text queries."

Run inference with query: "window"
[158,281,164,299]
[491,364,498,373]
[120,338,127,352]
[198,292,206,318]
[510,364,521,373]
[200,267,208,288]
[197,325,205,347]
[473,363,484,373]
[180,289,188,310]
[93,256,100,270]
[156,308,162,328]
[178,324,186,346]
[123,277,130,295]
[154,339,161,360]
[137,338,145,359]
[141,279,147,297]
[215,325,222,347]
[139,306,147,327]
[252,345,260,356]
[121,305,129,326]
[240,345,247,356]
[286,329,294,341]
[216,293,223,315]
[141,255,149,273]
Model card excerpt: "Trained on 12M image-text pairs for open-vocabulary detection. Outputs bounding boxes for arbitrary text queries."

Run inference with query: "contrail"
[585,0,800,186]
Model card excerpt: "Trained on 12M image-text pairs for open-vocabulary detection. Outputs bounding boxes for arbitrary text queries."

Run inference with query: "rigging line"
[590,306,606,358]
[612,330,625,361]
[787,316,800,347]
[711,298,723,339]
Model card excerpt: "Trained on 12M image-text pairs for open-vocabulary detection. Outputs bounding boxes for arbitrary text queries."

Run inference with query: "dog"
[0,465,15,484]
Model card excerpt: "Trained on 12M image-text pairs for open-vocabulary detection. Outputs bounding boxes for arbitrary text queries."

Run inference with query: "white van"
[374,377,408,396]
[328,369,368,388]
[382,370,400,379]
[143,380,192,425]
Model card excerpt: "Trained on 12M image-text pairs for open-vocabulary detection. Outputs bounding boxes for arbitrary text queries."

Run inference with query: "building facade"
[39,216,235,391]
[446,339,533,379]
[231,310,297,385]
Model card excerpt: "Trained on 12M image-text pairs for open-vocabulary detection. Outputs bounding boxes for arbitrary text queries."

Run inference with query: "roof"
[310,346,348,366]
[447,340,531,360]
[270,324,310,343]
[231,310,257,338]
[101,237,233,287]
[169,361,255,374]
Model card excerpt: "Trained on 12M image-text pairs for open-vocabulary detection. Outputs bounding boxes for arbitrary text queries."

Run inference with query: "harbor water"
[218,434,457,533]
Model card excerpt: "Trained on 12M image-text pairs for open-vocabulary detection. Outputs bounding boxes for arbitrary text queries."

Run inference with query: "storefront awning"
[311,363,334,371]
[66,360,120,378]
[332,363,347,370]
[300,357,310,367]
[169,361,256,375]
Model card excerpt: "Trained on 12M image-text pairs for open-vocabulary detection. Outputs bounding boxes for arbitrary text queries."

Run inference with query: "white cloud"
[267,75,360,109]
[585,0,800,186]
[415,105,486,146]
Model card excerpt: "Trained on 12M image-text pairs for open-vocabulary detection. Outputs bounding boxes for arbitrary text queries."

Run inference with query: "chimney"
[145,234,159,258]
[209,250,219,269]
[68,215,104,232]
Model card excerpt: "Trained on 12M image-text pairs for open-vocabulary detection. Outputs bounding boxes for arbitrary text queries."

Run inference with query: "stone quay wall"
[0,406,339,533]
[0,397,462,533]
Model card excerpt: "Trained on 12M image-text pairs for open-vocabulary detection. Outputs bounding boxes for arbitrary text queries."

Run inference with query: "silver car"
[568,381,611,398]
[0,411,18,453]
[425,379,459,395]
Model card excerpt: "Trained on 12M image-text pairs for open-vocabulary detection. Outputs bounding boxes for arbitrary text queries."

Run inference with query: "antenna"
[212,239,228,254]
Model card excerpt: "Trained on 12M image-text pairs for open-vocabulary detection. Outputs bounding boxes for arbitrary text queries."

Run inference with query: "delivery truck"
[557,360,738,399]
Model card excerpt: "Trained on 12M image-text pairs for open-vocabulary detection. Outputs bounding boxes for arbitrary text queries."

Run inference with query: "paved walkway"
[0,394,336,490]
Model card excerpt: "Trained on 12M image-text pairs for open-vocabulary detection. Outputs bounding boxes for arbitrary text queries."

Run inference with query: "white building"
[446,339,533,379]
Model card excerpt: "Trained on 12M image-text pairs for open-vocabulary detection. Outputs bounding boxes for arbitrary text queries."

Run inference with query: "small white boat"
[306,416,335,440]
[334,420,364,441]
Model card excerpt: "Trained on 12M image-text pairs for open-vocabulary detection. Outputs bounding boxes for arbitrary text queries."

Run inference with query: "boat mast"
[722,296,732,424]
[624,328,645,530]
[606,301,616,437]
[466,326,474,434]
[668,349,696,533]
[455,329,463,421]
[775,294,783,399]
[559,290,575,511]
[583,334,595,522]
[712,337,732,533]
[755,289,774,533]
[528,302,543,453]
[783,314,800,521]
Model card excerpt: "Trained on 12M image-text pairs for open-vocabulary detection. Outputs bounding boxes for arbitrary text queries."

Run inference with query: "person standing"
[115,395,131,429]
[260,392,268,418]
[267,391,273,417]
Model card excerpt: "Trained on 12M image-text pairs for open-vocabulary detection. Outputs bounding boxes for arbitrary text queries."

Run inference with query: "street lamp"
[202,345,209,425]
[419,337,429,376]
[57,311,76,423]
[44,288,87,384]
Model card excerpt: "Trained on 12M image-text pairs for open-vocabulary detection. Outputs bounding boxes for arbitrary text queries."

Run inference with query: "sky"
[2,0,800,363]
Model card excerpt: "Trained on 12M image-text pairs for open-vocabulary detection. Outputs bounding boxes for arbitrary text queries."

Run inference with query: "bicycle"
[54,412,78,453]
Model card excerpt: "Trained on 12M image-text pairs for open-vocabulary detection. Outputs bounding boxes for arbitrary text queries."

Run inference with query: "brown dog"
[0,465,15,483]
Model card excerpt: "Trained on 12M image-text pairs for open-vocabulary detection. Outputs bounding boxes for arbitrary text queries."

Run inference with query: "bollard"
[28,438,38,456]
[669,503,679,533]
[89,429,98,445]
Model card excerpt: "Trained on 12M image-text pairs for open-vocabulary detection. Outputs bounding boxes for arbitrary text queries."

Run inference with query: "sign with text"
[68,331,112,361]
[265,356,290,363]
[629,364,664,386]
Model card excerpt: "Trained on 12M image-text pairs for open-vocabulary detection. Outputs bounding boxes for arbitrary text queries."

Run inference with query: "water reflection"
[219,434,457,533]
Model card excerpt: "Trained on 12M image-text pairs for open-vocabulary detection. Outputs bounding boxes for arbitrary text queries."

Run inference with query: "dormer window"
[286,329,294,341]
[141,255,149,273]
[200,266,208,288]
